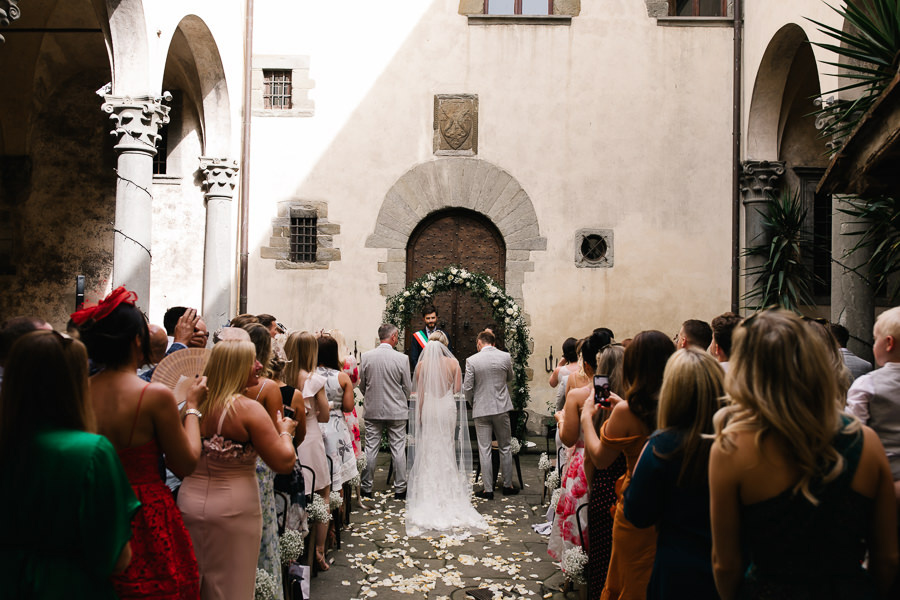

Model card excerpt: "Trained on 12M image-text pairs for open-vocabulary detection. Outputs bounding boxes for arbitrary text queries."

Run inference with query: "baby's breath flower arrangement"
[509,437,522,455]
[329,491,344,511]
[545,470,560,491]
[549,488,562,512]
[279,529,304,565]
[562,547,588,584]
[538,452,552,472]
[357,453,367,473]
[384,266,532,434]
[307,493,332,523]
[254,568,277,600]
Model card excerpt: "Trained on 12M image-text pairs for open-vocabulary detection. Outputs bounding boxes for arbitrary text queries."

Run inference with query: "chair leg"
[514,454,523,489]
[305,525,318,577]
[343,481,352,524]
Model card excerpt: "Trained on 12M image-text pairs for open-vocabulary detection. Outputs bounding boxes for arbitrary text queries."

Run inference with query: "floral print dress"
[548,442,590,563]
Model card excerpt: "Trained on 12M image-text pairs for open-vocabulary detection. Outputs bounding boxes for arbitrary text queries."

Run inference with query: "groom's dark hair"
[421,304,437,317]
[477,331,495,346]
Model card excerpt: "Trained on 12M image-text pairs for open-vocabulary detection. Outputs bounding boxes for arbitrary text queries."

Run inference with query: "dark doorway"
[406,209,506,369]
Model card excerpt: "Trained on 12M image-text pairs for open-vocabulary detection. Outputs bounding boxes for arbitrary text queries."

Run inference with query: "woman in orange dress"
[581,330,674,600]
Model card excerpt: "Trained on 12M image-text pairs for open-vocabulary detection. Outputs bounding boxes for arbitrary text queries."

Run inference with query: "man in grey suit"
[358,323,413,500]
[464,330,518,500]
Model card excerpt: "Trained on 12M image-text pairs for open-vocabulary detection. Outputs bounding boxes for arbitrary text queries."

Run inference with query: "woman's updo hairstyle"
[580,329,612,373]
[79,303,151,369]
[244,323,273,378]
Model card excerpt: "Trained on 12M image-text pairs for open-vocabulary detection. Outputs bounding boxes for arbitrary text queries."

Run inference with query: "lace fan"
[151,348,210,390]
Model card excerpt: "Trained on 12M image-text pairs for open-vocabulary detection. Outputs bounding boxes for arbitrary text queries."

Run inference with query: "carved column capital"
[199,157,239,200]
[0,0,21,43]
[101,93,171,155]
[740,160,785,204]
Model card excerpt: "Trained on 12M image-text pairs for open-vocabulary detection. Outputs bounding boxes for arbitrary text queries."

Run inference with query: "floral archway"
[383,266,532,421]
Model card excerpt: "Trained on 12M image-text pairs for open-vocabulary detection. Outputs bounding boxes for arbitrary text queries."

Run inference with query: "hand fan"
[151,348,211,390]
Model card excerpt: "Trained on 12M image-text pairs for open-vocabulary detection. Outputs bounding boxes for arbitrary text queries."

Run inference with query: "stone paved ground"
[310,447,582,600]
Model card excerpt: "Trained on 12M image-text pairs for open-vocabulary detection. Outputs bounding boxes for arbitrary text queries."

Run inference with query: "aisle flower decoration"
[562,547,588,584]
[545,470,560,491]
[308,494,332,523]
[254,568,277,600]
[538,452,552,472]
[549,488,562,512]
[329,491,344,511]
[279,529,305,565]
[509,437,521,455]
[384,266,533,435]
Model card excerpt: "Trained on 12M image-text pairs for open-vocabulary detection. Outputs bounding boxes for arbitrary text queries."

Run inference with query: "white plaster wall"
[245,0,736,414]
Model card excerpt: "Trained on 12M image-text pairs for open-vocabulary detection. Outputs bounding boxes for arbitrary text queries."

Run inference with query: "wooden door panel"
[407,210,506,367]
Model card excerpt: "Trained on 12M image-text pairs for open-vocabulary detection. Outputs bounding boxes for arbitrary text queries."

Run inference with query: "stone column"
[101,94,170,312]
[0,1,21,44]
[199,157,239,329]
[740,160,785,301]
[831,195,875,363]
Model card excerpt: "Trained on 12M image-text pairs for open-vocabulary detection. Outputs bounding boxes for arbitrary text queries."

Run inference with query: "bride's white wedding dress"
[406,341,487,538]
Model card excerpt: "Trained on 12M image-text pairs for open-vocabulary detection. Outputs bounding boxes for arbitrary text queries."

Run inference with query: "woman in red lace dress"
[76,288,204,599]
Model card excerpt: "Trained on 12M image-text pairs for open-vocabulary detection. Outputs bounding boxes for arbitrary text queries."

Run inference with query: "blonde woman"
[623,348,724,600]
[177,341,297,599]
[709,310,898,599]
[283,331,331,570]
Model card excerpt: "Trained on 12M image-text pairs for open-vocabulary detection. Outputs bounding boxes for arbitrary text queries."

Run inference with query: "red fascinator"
[70,286,139,326]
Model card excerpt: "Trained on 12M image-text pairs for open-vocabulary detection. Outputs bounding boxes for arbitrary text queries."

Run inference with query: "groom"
[464,330,517,500]
[359,323,413,500]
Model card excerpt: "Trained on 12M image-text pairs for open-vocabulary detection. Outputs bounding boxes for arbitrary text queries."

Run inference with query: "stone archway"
[366,158,546,310]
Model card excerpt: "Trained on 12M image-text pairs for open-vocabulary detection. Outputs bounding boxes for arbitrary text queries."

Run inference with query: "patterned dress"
[317,367,359,486]
[588,453,627,597]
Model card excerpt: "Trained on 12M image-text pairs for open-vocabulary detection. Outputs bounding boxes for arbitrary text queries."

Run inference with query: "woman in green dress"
[0,329,140,599]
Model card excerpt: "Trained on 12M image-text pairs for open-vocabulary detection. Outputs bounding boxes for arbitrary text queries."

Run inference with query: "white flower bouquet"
[509,437,521,455]
[307,493,332,523]
[329,491,343,511]
[538,452,552,471]
[254,568,277,600]
[279,529,305,565]
[549,488,562,512]
[562,547,588,584]
[545,470,560,491]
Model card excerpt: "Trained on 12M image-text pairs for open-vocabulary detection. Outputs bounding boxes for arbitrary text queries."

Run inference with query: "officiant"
[407,304,451,375]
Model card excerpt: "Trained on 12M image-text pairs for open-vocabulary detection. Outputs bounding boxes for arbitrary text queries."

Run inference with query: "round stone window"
[580,234,608,262]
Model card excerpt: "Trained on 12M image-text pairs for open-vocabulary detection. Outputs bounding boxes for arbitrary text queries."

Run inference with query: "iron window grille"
[485,0,553,15]
[290,211,317,263]
[263,70,293,110]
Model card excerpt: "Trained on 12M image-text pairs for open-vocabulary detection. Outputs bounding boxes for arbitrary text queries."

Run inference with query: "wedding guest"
[831,322,873,380]
[316,333,358,499]
[284,331,331,571]
[76,287,203,598]
[0,315,52,385]
[163,307,209,350]
[177,340,297,598]
[804,317,852,397]
[0,330,140,598]
[581,330,675,600]
[710,309,898,599]
[710,312,742,371]
[257,314,281,338]
[674,319,713,351]
[331,328,363,460]
[586,342,628,597]
[624,347,724,600]
[243,322,286,594]
[230,313,260,329]
[549,332,616,568]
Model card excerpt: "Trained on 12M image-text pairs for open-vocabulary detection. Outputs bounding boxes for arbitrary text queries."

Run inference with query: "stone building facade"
[0,0,875,414]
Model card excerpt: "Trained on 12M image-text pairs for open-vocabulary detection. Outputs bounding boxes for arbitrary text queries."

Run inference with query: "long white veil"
[407,340,474,493]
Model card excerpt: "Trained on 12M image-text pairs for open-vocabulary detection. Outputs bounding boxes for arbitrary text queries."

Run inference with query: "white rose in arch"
[506,307,514,315]
[420,290,427,296]
[399,304,404,311]
[489,286,498,294]
[450,267,458,274]
[493,299,500,306]
[403,291,410,297]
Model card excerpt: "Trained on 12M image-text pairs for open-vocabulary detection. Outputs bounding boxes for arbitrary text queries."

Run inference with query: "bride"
[405,333,488,538]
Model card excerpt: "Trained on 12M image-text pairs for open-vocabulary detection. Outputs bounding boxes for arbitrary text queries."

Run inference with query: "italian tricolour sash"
[413,330,429,349]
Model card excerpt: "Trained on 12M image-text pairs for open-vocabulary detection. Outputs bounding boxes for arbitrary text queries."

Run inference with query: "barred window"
[669,0,727,16]
[263,70,292,110]
[290,210,317,262]
[486,0,552,14]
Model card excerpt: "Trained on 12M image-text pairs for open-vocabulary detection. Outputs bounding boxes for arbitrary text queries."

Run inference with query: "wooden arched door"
[406,209,506,367]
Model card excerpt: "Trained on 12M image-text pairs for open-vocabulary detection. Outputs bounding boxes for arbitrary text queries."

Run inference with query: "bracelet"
[184,408,202,420]
[279,431,293,439]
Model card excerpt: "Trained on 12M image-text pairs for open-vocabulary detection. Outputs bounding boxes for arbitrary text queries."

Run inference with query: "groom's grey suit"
[463,345,514,494]
[359,343,412,495]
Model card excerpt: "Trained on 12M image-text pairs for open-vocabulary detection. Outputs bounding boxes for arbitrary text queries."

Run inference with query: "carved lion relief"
[434,94,478,156]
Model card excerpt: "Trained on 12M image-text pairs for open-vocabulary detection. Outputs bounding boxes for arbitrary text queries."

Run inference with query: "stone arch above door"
[366,158,546,308]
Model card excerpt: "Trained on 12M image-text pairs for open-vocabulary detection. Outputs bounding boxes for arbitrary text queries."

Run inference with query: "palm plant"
[838,195,900,299]
[743,189,822,312]
[807,0,900,152]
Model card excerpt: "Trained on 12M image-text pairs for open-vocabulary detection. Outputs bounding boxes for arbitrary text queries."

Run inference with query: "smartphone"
[593,374,611,408]
[283,405,296,420]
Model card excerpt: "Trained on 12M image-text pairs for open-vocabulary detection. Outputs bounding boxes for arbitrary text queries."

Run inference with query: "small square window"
[485,0,552,15]
[669,0,727,16]
[263,70,293,110]
[290,211,317,263]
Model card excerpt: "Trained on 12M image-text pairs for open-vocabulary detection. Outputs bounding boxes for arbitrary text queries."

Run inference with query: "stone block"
[507,250,531,261]
[386,270,405,285]
[646,1,669,17]
[317,235,333,249]
[554,0,580,15]
[458,0,484,14]
[261,247,289,260]
[275,260,329,270]
[506,270,525,284]
[525,367,534,381]
[507,237,548,251]
[317,222,340,235]
[506,260,535,273]
[377,261,406,274]
[316,248,341,262]
[387,249,406,262]
[268,237,289,249]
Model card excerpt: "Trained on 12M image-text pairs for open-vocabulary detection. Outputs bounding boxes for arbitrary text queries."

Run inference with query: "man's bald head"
[147,324,169,364]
